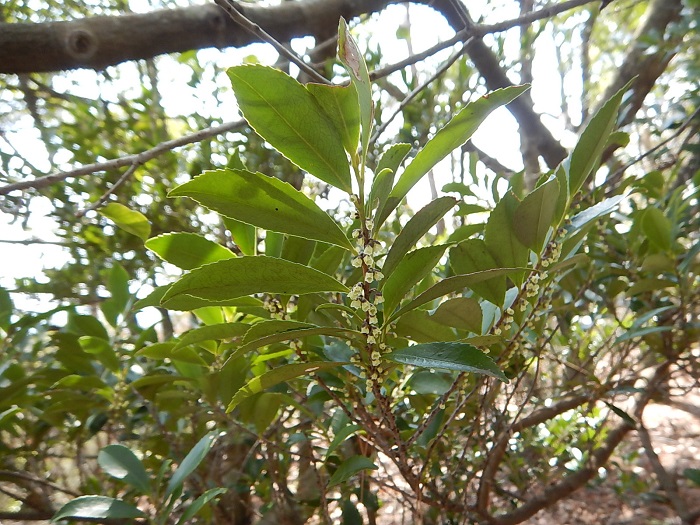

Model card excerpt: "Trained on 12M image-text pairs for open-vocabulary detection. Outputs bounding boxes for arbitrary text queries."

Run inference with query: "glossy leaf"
[146,232,235,270]
[376,85,529,228]
[566,79,631,196]
[449,239,505,305]
[169,170,353,250]
[512,174,560,252]
[484,191,528,285]
[226,361,345,412]
[99,202,150,241]
[569,194,625,231]
[52,496,145,521]
[328,455,378,487]
[227,65,351,191]
[389,268,528,322]
[383,197,457,277]
[385,342,508,382]
[161,257,348,307]
[307,82,360,156]
[430,297,483,333]
[98,444,150,494]
[381,244,449,315]
[165,431,221,499]
[338,18,373,158]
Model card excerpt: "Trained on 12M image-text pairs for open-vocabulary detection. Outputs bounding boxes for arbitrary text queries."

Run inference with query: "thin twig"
[77,162,139,217]
[0,120,245,196]
[213,0,330,85]
[370,37,474,145]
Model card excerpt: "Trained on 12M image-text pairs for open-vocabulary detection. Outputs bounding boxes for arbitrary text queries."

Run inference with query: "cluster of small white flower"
[263,296,288,320]
[347,213,389,391]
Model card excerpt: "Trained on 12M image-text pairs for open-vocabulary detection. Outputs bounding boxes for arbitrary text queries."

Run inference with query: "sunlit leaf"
[174,322,250,351]
[228,65,351,191]
[146,232,235,270]
[307,82,360,156]
[569,194,625,231]
[52,496,145,521]
[161,257,348,307]
[386,342,507,382]
[641,206,673,252]
[338,18,373,159]
[99,202,150,241]
[169,170,353,250]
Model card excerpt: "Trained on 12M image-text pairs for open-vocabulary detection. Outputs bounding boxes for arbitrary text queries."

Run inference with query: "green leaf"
[0,286,12,331]
[683,468,700,487]
[386,342,507,382]
[165,431,221,499]
[98,444,151,494]
[227,65,351,191]
[338,18,373,160]
[161,257,348,307]
[512,174,560,252]
[307,82,360,156]
[224,217,256,255]
[52,496,145,521]
[395,309,458,343]
[146,232,235,270]
[383,197,457,278]
[449,239,505,305]
[381,244,449,315]
[430,297,482,333]
[137,342,209,365]
[176,488,228,525]
[389,268,528,322]
[642,207,673,251]
[170,170,353,250]
[484,191,528,285]
[325,424,362,460]
[79,336,120,372]
[376,85,529,228]
[328,455,378,487]
[101,263,130,327]
[226,361,345,412]
[566,79,631,196]
[281,235,316,265]
[99,202,150,241]
[174,322,250,351]
[569,195,625,231]
[242,320,315,345]
[368,143,411,212]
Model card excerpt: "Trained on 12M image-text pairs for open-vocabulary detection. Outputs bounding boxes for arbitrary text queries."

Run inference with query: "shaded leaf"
[98,444,150,494]
[382,244,449,315]
[512,174,560,252]
[228,65,351,191]
[174,322,250,352]
[166,431,221,499]
[386,342,507,382]
[226,361,345,412]
[176,488,228,525]
[328,456,378,487]
[642,207,673,252]
[383,197,457,277]
[430,297,482,333]
[484,191,528,285]
[449,239,505,305]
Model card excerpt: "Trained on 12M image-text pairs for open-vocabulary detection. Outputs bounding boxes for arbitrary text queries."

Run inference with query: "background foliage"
[1,0,699,523]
